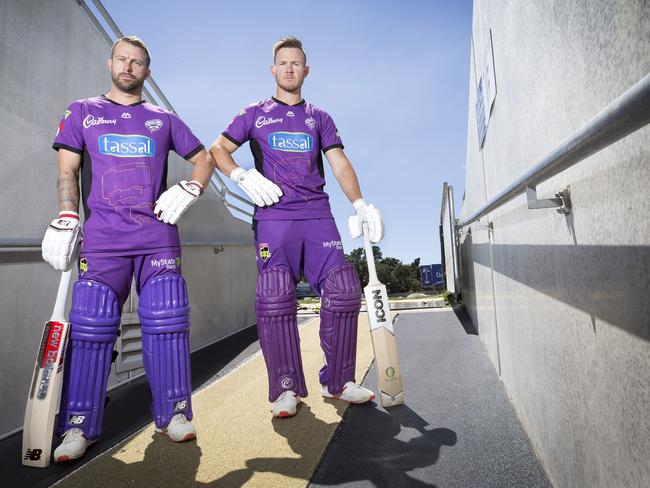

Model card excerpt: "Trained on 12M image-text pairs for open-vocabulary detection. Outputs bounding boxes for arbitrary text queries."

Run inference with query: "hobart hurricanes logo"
[98,134,155,157]
[372,289,387,323]
[268,132,313,153]
[145,118,163,132]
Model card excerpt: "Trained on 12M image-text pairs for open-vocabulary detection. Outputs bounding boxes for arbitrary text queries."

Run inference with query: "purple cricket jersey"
[53,95,203,254]
[222,97,344,220]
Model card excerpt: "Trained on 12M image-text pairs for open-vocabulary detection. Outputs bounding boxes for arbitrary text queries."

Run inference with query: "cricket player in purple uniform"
[41,36,214,461]
[210,37,384,418]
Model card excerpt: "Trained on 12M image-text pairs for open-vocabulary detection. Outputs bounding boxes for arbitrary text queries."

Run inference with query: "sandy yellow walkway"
[56,315,374,488]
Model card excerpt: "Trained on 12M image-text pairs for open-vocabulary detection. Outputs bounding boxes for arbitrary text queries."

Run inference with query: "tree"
[346,247,368,285]
[345,245,422,294]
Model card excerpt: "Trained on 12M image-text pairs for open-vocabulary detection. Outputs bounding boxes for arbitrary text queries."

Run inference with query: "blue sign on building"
[420,264,444,288]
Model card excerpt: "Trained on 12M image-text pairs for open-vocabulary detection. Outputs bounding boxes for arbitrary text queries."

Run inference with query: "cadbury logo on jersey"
[268,132,313,153]
[98,134,155,157]
[83,115,117,129]
[256,116,283,128]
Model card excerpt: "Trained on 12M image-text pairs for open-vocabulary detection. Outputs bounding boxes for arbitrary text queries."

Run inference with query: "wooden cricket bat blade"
[365,283,405,407]
[22,270,72,468]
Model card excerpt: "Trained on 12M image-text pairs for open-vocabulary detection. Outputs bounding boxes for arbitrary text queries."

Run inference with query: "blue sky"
[101,0,473,265]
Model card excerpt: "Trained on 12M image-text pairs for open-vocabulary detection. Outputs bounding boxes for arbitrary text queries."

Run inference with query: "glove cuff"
[230,167,245,182]
[58,210,79,220]
[352,198,367,211]
[188,180,205,194]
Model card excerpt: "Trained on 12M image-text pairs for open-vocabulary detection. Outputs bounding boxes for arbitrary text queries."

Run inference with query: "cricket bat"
[22,269,72,468]
[362,224,404,407]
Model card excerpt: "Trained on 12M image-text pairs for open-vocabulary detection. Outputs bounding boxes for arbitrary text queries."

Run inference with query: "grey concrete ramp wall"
[459,1,649,486]
[0,0,256,438]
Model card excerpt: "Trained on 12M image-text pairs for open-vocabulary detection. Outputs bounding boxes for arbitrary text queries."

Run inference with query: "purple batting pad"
[318,264,362,395]
[56,279,120,440]
[256,266,307,401]
[138,275,192,428]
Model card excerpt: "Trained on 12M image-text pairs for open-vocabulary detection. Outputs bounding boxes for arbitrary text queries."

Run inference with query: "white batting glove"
[154,180,204,225]
[42,211,82,271]
[348,199,384,243]
[230,167,282,207]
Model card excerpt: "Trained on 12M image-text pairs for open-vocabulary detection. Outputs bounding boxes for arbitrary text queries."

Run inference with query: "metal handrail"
[210,173,255,218]
[77,0,255,221]
[0,239,41,248]
[0,239,253,249]
[458,72,650,228]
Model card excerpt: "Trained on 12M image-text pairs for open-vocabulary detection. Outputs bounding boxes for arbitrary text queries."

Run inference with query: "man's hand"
[42,211,82,271]
[348,199,384,243]
[230,167,282,207]
[154,180,204,225]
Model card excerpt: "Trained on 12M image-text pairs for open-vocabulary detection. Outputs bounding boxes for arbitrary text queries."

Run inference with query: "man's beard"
[276,76,302,94]
[112,72,145,93]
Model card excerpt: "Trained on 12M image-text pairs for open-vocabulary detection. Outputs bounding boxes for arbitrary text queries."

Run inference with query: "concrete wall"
[0,0,256,438]
[459,1,650,486]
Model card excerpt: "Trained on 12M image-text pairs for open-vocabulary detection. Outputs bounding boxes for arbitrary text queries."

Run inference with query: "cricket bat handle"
[362,223,379,285]
[51,269,73,323]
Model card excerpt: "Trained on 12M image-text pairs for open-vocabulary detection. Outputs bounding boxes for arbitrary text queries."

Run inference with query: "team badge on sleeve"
[56,110,72,136]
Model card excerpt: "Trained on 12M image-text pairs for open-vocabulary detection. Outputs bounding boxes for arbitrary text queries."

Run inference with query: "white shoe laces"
[278,391,293,401]
[62,428,86,444]
[171,413,188,425]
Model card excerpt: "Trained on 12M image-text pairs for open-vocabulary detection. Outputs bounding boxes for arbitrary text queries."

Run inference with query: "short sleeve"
[319,111,344,153]
[52,101,84,154]
[169,112,204,160]
[222,106,254,146]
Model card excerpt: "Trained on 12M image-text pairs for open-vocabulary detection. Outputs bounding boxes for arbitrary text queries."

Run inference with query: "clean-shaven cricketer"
[41,36,214,462]
[210,36,384,418]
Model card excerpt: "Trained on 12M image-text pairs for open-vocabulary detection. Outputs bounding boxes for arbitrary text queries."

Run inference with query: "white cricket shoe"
[155,413,196,442]
[53,428,96,463]
[321,381,375,404]
[272,390,301,418]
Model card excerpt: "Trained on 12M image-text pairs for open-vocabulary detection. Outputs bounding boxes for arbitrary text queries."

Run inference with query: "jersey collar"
[101,94,146,107]
[271,96,305,107]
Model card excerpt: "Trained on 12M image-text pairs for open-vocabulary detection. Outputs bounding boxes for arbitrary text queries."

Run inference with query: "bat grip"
[362,223,379,285]
[51,269,73,322]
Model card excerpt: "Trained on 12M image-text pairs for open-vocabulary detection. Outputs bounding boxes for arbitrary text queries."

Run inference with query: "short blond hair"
[111,36,151,67]
[273,36,307,64]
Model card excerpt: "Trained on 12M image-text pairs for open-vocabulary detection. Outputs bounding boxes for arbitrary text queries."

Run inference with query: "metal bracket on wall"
[474,221,494,232]
[526,186,571,215]
[456,220,491,238]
